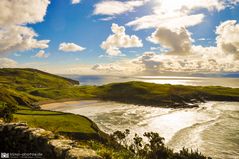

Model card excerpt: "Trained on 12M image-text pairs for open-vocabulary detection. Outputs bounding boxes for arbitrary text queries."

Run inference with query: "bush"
[110,130,210,159]
[0,102,17,123]
[173,147,211,159]
[110,129,130,147]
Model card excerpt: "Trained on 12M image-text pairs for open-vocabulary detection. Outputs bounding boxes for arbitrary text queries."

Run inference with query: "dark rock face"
[0,122,102,159]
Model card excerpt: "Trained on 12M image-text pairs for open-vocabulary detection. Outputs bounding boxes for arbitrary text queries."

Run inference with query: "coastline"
[39,100,239,158]
[40,100,101,110]
[37,97,99,105]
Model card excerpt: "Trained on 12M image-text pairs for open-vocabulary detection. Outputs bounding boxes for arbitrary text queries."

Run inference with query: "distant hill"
[222,73,239,78]
[0,68,79,87]
[98,81,239,107]
[0,68,80,106]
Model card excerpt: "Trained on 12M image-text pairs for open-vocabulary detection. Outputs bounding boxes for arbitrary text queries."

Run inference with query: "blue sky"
[1,0,239,75]
[14,0,155,64]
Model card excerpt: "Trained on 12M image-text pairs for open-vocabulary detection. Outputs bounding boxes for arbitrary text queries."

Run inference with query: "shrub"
[0,102,17,123]
[110,130,210,159]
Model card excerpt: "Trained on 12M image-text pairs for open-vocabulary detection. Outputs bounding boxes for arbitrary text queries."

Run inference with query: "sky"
[0,0,239,76]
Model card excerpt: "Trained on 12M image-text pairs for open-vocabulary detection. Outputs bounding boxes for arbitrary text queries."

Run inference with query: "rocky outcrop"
[0,122,102,159]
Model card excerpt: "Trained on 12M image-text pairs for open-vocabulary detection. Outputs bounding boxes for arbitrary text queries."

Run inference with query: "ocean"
[64,75,239,88]
[45,75,239,158]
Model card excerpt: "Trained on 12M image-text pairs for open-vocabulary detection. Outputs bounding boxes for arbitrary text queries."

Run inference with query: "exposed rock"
[0,122,102,159]
[66,148,102,159]
[49,139,74,158]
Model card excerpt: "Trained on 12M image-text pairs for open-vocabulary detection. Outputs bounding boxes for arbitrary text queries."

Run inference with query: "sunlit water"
[64,75,239,88]
[42,101,239,159]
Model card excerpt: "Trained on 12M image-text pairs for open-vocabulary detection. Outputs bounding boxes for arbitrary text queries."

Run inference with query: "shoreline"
[35,100,110,142]
[37,97,99,105]
[39,97,202,110]
[40,99,101,110]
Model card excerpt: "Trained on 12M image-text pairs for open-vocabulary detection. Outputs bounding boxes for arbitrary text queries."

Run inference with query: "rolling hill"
[0,68,238,107]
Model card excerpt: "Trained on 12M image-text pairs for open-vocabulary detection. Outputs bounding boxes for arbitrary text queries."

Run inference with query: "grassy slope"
[0,68,84,106]
[14,106,105,140]
[0,68,239,108]
[97,81,239,107]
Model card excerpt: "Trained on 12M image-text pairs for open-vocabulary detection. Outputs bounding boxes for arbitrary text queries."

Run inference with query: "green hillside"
[0,68,87,106]
[0,68,78,89]
[98,81,239,107]
[0,68,239,107]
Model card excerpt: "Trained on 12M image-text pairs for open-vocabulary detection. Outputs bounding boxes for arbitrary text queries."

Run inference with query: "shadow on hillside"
[15,112,66,116]
[59,131,105,142]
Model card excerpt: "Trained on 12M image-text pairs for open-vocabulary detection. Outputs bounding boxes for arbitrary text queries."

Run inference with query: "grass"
[97,81,239,107]
[15,110,94,133]
[29,86,97,100]
[0,68,80,106]
[14,105,104,141]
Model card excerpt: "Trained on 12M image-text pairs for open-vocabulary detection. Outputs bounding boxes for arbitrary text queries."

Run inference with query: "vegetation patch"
[14,106,105,141]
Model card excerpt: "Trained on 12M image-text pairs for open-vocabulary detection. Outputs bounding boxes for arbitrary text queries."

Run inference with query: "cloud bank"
[0,58,17,68]
[93,19,239,75]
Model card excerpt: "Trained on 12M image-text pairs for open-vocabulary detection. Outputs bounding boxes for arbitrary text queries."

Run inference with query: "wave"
[166,116,219,152]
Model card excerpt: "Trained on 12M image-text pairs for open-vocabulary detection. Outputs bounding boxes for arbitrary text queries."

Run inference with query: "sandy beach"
[41,100,104,110]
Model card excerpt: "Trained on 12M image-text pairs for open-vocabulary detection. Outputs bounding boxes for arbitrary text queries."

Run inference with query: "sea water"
[42,101,239,159]
[42,76,239,158]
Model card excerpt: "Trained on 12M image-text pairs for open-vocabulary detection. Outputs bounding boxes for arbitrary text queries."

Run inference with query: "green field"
[0,102,104,141]
[15,108,101,138]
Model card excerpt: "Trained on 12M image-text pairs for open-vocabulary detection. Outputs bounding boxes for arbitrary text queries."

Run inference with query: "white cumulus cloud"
[0,58,17,68]
[216,20,239,59]
[59,42,86,52]
[0,26,49,56]
[101,23,143,56]
[93,20,239,75]
[0,0,50,27]
[0,0,50,56]
[35,50,49,58]
[147,27,192,55]
[93,0,149,15]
